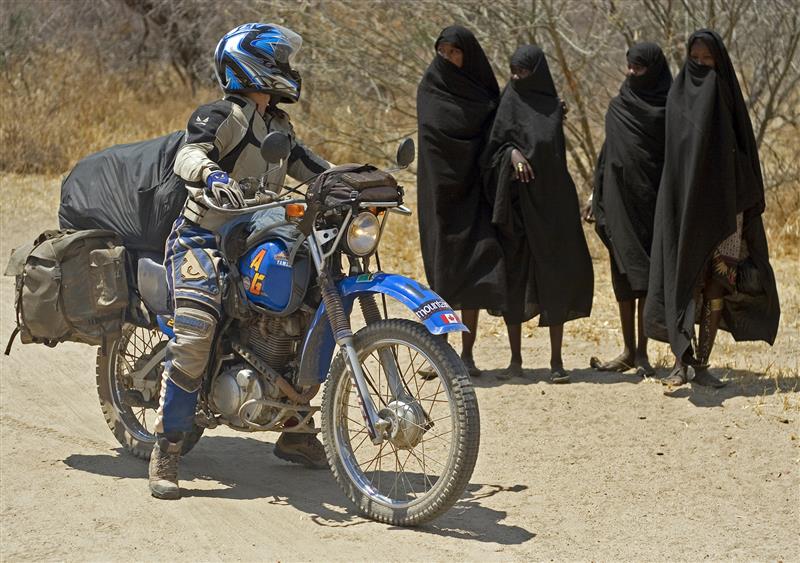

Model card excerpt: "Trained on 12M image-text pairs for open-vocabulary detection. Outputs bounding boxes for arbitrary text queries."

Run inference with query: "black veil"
[644,30,779,357]
[593,42,672,296]
[483,45,593,326]
[415,26,506,310]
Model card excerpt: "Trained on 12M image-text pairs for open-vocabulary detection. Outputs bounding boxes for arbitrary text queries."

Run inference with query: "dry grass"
[0,49,215,175]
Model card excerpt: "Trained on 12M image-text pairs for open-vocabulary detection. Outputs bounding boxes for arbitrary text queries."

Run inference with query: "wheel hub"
[378,400,427,449]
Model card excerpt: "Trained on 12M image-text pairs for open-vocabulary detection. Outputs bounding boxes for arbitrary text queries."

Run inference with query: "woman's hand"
[582,197,595,223]
[510,148,534,183]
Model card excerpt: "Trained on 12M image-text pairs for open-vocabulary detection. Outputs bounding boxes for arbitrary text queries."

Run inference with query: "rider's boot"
[274,433,329,469]
[149,434,183,499]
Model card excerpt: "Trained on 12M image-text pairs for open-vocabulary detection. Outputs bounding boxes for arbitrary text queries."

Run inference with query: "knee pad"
[167,306,218,392]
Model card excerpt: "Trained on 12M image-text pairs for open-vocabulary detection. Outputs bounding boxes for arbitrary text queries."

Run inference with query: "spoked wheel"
[96,323,203,459]
[321,319,480,525]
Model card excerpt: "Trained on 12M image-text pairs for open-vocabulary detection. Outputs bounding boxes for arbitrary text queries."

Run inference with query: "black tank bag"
[307,164,403,207]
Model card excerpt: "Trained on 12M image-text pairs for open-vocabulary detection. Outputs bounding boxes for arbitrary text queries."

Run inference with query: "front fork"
[310,242,393,444]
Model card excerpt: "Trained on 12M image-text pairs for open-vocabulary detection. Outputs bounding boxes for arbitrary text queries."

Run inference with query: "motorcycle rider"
[149,23,331,500]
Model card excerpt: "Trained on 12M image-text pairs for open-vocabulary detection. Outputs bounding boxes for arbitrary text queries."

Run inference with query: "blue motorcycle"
[96,134,480,525]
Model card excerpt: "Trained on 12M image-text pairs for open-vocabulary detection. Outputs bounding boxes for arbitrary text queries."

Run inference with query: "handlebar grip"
[243,192,276,206]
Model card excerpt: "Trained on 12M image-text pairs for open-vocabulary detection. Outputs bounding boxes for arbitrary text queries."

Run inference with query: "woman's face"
[510,64,531,80]
[437,42,464,68]
[690,39,716,68]
[627,62,647,76]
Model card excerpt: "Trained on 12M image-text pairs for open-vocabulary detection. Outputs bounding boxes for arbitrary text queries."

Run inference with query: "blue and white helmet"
[214,23,303,103]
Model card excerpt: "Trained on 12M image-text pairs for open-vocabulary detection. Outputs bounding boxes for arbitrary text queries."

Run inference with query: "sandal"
[496,361,523,381]
[634,357,656,378]
[550,366,570,384]
[662,365,688,386]
[590,355,634,372]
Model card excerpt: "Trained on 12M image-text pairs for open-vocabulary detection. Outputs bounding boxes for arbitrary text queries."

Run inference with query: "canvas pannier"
[4,230,129,352]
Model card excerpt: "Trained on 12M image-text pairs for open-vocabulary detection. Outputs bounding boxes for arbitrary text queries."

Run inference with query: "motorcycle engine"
[209,365,272,427]
[209,312,306,428]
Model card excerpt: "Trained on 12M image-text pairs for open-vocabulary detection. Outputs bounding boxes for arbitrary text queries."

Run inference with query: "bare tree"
[2,0,798,205]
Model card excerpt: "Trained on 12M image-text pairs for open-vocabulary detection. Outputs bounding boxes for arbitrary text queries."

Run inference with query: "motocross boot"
[149,436,182,499]
[274,433,329,470]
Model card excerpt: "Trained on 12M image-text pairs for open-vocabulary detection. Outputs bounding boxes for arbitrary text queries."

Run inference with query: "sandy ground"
[1,176,798,562]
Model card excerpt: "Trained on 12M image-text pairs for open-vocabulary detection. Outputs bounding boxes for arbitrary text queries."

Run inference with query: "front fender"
[339,273,467,335]
[296,273,466,386]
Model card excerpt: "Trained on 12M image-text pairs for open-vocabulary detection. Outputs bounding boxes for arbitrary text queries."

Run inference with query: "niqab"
[644,30,780,358]
[483,45,593,325]
[593,42,672,295]
[415,26,506,310]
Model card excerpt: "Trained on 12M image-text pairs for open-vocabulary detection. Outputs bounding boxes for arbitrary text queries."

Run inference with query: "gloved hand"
[205,171,246,208]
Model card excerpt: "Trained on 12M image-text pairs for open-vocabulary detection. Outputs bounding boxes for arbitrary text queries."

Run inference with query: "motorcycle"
[97,133,480,525]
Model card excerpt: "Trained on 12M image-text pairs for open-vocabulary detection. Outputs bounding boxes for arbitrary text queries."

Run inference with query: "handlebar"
[200,191,305,215]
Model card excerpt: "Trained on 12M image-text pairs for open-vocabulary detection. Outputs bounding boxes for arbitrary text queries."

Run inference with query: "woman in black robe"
[483,45,593,383]
[645,30,780,387]
[588,42,672,377]
[416,26,506,375]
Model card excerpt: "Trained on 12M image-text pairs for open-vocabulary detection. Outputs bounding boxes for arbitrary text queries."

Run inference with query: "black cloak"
[593,42,672,298]
[416,26,506,310]
[644,30,780,359]
[483,45,593,326]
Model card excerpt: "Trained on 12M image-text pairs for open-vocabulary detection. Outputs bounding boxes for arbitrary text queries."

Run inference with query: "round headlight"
[346,212,380,256]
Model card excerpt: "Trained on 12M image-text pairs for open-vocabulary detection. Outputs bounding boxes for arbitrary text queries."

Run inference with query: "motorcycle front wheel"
[321,319,480,526]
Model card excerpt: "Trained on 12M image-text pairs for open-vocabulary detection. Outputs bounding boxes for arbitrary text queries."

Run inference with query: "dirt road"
[1,176,798,561]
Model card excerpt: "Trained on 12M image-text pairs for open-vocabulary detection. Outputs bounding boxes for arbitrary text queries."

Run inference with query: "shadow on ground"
[62,435,536,544]
[661,369,800,408]
[472,366,798,409]
[471,367,651,388]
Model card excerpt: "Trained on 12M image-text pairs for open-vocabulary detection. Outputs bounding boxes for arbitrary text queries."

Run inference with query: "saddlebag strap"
[4,326,19,356]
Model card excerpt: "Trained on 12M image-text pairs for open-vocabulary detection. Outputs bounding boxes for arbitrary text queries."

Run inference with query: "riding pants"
[154,217,223,435]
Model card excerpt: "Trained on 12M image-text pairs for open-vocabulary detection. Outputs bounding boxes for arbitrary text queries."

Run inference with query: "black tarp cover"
[59,131,187,256]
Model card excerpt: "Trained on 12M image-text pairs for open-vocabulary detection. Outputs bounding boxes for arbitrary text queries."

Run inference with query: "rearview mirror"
[260,131,291,164]
[396,138,415,168]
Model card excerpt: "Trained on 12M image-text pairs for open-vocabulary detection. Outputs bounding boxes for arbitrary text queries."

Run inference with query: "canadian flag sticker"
[441,313,460,324]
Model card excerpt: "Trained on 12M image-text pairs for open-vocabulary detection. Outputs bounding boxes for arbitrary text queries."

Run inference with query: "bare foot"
[590,352,634,372]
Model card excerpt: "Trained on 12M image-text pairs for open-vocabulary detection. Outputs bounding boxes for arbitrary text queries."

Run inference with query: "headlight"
[346,212,380,256]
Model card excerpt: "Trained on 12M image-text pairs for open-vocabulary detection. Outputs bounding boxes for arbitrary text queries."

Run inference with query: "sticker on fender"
[440,312,460,324]
[414,299,450,321]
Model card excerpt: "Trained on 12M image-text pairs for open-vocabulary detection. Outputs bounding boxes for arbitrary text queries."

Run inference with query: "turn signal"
[286,203,305,219]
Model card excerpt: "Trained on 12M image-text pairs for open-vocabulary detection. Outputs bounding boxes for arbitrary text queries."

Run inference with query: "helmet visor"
[270,25,302,66]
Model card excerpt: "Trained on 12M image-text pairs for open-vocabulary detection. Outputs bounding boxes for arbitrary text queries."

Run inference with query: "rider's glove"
[205,170,246,209]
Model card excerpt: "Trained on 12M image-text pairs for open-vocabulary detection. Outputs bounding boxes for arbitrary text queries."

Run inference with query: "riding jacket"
[174,94,329,194]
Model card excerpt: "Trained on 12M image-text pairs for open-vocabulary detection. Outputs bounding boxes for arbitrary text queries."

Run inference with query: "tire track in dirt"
[0,414,113,452]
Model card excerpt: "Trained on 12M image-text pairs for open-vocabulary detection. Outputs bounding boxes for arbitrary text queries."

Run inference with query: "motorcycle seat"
[137,258,171,315]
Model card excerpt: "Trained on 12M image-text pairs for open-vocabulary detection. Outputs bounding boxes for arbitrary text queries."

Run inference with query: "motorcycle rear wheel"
[96,323,203,460]
[321,319,480,526]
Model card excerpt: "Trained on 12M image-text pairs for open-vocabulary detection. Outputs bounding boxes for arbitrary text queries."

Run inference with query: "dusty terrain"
[1,176,798,561]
